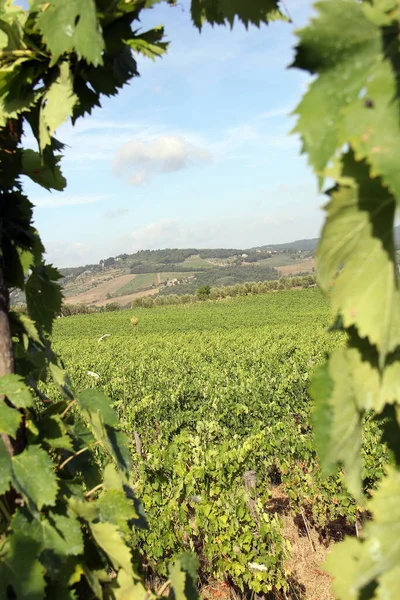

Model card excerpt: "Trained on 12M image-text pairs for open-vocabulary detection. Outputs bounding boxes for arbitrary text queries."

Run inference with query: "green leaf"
[173,553,199,600]
[12,445,58,512]
[0,402,22,437]
[0,437,12,495]
[311,348,363,499]
[0,374,33,407]
[292,0,381,175]
[22,149,66,192]
[25,263,63,334]
[115,569,147,600]
[326,467,400,598]
[78,389,119,427]
[0,531,45,600]
[12,507,84,556]
[169,559,187,600]
[39,62,78,150]
[90,521,133,573]
[10,312,43,346]
[126,26,169,60]
[341,58,400,203]
[317,153,400,359]
[39,414,73,451]
[191,0,284,30]
[96,489,140,536]
[34,0,104,66]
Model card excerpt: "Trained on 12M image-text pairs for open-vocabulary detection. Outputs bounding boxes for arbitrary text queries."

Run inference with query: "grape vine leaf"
[0,532,45,600]
[12,445,58,512]
[0,374,33,407]
[115,569,147,600]
[325,467,400,599]
[90,521,133,573]
[12,507,84,556]
[33,0,105,67]
[39,62,78,151]
[25,264,63,334]
[191,0,284,29]
[292,0,381,176]
[0,401,22,437]
[22,149,66,191]
[311,348,363,499]
[0,437,12,495]
[341,59,400,204]
[169,559,187,600]
[127,26,169,60]
[40,414,73,451]
[78,389,119,428]
[317,154,400,359]
[96,489,141,536]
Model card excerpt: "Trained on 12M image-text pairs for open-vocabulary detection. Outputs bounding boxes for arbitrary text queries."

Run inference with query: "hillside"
[55,245,316,307]
[9,226,398,308]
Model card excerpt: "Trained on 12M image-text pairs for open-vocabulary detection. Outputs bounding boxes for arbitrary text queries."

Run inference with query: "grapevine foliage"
[293,0,400,597]
[0,0,283,599]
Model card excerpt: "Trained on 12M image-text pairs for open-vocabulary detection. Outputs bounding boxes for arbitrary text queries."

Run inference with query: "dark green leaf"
[12,445,58,512]
[78,389,119,427]
[25,263,63,334]
[0,374,33,408]
[22,149,66,191]
[0,402,22,438]
[12,507,84,556]
[191,0,284,29]
[127,26,168,60]
[0,437,12,495]
[0,530,45,600]
[34,0,105,66]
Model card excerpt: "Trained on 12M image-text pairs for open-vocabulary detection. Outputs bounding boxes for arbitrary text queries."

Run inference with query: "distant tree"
[104,302,120,312]
[196,285,211,300]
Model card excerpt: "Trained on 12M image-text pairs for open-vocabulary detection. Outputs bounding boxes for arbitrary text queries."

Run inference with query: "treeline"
[158,265,280,295]
[132,275,317,308]
[130,263,204,274]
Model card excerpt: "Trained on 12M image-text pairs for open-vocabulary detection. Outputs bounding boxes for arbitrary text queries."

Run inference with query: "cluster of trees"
[59,302,121,317]
[158,264,280,295]
[132,275,317,308]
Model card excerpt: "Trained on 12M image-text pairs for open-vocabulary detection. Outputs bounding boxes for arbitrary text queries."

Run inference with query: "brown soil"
[65,274,136,305]
[268,487,334,600]
[277,259,316,276]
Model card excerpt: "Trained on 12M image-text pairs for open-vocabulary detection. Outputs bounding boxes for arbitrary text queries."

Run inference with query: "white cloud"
[32,194,108,209]
[103,207,130,219]
[113,135,213,185]
[43,241,94,268]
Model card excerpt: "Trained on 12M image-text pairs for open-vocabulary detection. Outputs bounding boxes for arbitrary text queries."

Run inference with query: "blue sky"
[24,0,323,267]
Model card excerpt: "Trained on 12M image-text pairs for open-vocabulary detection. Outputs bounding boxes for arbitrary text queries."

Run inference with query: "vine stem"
[58,441,101,471]
[61,399,76,419]
[0,49,35,60]
[85,483,104,498]
[156,579,171,596]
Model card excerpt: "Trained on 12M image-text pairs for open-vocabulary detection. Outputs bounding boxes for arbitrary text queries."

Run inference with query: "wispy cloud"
[103,207,130,219]
[113,135,212,185]
[33,194,108,209]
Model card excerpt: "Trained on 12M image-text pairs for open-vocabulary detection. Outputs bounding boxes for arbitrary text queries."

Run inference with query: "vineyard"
[47,289,388,598]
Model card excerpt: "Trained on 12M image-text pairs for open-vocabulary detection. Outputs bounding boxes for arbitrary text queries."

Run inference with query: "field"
[50,289,386,599]
[65,272,135,304]
[115,271,195,296]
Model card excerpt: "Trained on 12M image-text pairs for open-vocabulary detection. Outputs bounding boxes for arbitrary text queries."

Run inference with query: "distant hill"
[11,227,400,308]
[257,238,319,252]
